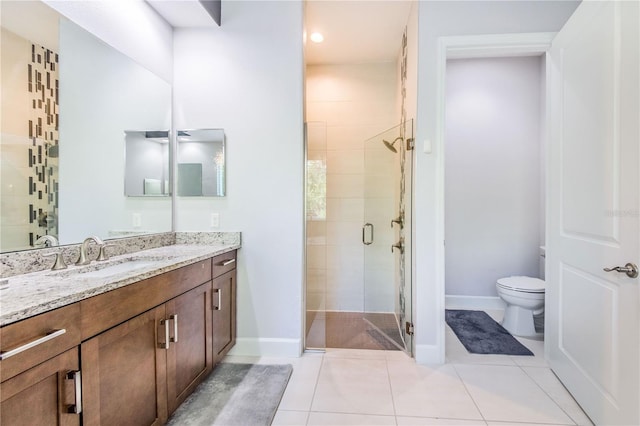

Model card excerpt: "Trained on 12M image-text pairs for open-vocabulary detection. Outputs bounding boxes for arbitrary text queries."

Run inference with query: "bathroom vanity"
[0,242,238,426]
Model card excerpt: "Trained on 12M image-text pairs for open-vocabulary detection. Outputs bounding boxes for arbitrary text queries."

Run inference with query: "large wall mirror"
[0,1,172,252]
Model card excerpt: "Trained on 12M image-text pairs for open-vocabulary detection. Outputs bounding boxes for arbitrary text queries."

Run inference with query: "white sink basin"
[78,260,158,278]
[47,255,172,279]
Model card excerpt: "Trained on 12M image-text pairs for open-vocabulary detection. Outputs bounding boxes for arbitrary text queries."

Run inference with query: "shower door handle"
[362,223,374,245]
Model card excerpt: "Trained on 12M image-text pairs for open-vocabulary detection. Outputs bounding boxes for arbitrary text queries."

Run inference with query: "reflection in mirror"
[177,129,226,197]
[1,1,61,252]
[124,131,170,197]
[0,1,172,253]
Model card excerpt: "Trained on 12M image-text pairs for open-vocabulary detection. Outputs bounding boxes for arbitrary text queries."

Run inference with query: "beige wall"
[306,62,399,312]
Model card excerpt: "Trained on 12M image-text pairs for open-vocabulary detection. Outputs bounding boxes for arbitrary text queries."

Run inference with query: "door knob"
[603,263,639,278]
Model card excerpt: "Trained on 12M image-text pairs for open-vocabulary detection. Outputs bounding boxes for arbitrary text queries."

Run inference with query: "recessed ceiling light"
[310,32,324,43]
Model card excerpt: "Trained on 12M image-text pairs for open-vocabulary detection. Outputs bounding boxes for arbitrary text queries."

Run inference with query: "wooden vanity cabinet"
[212,269,237,363]
[81,281,216,426]
[1,249,237,426]
[1,347,81,426]
[0,304,82,426]
[80,253,235,425]
[165,282,213,414]
[81,306,168,426]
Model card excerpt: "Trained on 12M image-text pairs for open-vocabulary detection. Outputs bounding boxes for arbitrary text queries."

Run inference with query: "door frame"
[434,32,555,362]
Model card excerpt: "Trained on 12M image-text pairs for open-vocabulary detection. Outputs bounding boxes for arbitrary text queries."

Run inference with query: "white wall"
[173,1,304,356]
[413,0,580,363]
[306,63,399,314]
[44,0,172,82]
[444,56,542,297]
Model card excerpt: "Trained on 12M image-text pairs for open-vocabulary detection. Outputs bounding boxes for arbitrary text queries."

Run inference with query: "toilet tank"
[539,246,546,280]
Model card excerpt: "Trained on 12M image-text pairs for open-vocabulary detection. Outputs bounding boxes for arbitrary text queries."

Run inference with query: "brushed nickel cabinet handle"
[170,314,178,343]
[0,329,66,360]
[220,259,236,266]
[213,288,221,310]
[66,370,82,414]
[159,319,170,349]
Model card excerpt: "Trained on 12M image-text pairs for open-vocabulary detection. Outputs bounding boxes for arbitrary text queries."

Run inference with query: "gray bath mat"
[446,309,533,356]
[167,363,293,426]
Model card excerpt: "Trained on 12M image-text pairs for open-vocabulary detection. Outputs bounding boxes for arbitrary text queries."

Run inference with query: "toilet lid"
[497,276,545,293]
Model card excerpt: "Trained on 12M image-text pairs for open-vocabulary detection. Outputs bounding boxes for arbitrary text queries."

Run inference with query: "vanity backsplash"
[0,232,241,278]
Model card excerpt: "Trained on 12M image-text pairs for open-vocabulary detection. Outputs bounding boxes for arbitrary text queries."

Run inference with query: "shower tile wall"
[306,63,398,313]
[1,28,59,252]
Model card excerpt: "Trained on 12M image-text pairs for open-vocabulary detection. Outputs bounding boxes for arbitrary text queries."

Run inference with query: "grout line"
[519,365,587,426]
[305,353,325,425]
[450,363,488,425]
[383,352,399,426]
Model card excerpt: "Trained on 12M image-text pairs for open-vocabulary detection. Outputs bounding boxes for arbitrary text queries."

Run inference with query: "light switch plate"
[132,213,142,228]
[210,213,220,228]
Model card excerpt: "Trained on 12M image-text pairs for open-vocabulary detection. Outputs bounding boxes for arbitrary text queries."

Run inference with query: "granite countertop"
[0,243,240,327]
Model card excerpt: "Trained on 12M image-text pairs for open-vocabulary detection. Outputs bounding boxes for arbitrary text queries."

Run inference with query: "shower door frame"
[362,120,414,356]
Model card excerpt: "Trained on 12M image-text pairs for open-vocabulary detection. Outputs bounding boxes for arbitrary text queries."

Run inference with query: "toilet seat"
[497,276,545,293]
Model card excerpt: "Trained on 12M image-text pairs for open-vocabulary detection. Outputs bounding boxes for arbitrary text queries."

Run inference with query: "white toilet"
[496,276,545,337]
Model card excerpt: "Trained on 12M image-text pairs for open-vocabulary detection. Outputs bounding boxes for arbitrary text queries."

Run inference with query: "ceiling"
[146,0,413,64]
[305,1,413,65]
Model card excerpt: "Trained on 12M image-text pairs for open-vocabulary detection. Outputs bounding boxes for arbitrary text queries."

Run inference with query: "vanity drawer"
[212,250,237,278]
[81,259,212,339]
[0,303,81,382]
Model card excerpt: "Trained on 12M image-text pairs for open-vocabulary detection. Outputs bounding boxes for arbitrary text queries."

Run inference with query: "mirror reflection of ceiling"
[1,0,59,51]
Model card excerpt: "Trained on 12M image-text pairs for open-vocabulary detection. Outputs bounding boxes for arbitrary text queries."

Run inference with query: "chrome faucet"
[34,235,59,248]
[76,236,105,266]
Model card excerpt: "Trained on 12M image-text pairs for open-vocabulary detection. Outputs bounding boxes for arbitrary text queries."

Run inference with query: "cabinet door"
[212,270,236,362]
[1,347,80,426]
[81,306,168,426]
[165,282,213,414]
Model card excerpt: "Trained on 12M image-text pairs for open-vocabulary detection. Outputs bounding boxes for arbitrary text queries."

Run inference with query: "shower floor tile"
[306,311,402,350]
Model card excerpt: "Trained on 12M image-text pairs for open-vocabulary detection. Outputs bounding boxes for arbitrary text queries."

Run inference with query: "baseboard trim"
[445,295,506,311]
[415,344,445,365]
[227,338,302,358]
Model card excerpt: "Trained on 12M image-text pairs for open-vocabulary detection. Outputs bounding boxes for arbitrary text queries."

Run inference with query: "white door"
[546,1,639,424]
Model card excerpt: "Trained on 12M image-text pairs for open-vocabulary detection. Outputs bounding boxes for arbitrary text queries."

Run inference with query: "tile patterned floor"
[223,311,593,426]
[306,311,402,350]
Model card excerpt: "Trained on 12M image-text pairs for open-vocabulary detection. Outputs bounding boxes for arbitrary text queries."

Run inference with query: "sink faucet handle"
[96,244,115,261]
[76,235,105,266]
[43,251,68,270]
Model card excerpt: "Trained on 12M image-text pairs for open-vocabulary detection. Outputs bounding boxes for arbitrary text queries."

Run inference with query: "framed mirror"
[177,129,226,197]
[0,1,172,252]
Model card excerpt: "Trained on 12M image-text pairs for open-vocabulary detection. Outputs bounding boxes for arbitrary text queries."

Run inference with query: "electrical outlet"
[132,213,142,228]
[210,213,220,228]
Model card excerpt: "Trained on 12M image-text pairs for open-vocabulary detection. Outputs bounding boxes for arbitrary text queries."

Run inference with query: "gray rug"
[167,363,293,426]
[445,309,533,356]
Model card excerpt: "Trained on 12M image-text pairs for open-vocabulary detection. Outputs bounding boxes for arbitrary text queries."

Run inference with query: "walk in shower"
[305,120,414,354]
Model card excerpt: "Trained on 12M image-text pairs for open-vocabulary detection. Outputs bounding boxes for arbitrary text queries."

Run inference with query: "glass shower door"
[363,120,413,354]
